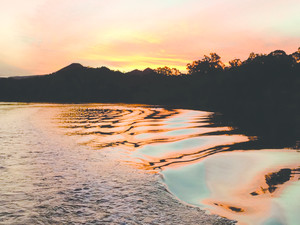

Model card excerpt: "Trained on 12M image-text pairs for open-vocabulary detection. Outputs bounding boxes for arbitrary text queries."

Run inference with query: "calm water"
[0,103,299,225]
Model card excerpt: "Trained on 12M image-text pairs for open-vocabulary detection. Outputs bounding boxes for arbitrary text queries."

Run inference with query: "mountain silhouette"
[55,63,85,74]
[126,68,155,76]
[0,47,299,149]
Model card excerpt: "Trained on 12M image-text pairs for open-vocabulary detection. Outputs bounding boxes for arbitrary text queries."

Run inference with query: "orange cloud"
[1,0,300,76]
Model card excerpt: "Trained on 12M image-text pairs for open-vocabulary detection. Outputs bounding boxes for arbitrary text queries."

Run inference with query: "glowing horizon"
[1,0,300,76]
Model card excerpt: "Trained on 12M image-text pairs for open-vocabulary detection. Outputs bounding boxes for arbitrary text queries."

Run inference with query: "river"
[0,103,299,225]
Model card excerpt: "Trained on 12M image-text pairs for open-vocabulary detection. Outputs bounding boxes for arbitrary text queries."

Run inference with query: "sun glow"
[0,0,300,76]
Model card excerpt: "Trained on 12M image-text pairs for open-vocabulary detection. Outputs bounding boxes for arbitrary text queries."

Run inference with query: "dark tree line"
[0,47,299,148]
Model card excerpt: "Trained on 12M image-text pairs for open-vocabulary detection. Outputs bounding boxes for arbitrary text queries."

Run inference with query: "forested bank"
[1,48,299,148]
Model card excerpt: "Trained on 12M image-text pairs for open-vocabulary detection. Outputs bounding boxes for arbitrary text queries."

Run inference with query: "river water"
[0,103,299,225]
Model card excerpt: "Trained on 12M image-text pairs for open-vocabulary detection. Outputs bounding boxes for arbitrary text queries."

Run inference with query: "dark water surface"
[0,103,299,225]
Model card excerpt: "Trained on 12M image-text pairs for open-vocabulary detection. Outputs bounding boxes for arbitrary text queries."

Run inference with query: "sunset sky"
[1,0,299,76]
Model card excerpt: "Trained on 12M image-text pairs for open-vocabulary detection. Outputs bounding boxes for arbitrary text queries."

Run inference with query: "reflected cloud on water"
[56,104,300,225]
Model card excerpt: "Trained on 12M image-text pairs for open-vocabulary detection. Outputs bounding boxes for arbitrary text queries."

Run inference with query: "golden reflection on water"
[194,151,299,225]
[57,106,247,163]
[55,104,300,225]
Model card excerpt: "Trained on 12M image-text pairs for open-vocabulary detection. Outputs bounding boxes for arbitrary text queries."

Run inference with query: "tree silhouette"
[187,53,224,75]
[268,50,287,57]
[291,47,300,63]
[244,52,267,64]
[0,47,299,148]
[229,59,242,68]
[155,66,181,76]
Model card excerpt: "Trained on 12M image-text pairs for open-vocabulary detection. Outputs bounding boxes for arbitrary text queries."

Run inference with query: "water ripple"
[55,104,300,225]
[0,103,234,225]
[56,106,248,169]
[1,103,299,225]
